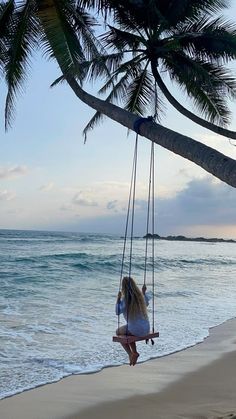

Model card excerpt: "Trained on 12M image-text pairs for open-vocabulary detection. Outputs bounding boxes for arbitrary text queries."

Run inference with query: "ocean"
[0,229,236,399]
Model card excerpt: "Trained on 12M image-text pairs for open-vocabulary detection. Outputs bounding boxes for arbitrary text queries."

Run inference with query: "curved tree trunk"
[151,62,236,140]
[66,75,236,188]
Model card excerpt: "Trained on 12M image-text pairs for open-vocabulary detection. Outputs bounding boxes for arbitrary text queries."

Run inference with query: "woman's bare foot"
[131,352,139,366]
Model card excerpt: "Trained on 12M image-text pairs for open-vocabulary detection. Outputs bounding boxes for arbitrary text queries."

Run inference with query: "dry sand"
[1,318,236,419]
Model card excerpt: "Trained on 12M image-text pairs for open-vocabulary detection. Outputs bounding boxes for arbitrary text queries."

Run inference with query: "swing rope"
[117,116,156,337]
[143,140,155,342]
[151,141,155,333]
[128,133,138,279]
[143,141,153,286]
[119,133,139,289]
[118,133,138,331]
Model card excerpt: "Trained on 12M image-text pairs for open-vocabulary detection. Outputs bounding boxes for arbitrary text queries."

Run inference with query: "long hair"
[121,276,148,321]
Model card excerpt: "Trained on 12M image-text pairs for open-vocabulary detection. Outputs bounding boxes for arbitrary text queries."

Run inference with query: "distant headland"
[143,233,236,243]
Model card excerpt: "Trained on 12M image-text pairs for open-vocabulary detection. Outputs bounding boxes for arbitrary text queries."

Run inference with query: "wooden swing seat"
[113,331,159,344]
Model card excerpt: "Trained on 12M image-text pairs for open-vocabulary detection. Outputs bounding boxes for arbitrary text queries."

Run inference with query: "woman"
[115,276,150,366]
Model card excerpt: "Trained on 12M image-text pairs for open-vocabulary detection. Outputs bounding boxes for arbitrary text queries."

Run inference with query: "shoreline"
[0,320,213,401]
[0,317,230,401]
[1,317,236,419]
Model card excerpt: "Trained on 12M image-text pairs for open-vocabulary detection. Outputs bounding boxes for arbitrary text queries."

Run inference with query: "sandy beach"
[1,318,236,419]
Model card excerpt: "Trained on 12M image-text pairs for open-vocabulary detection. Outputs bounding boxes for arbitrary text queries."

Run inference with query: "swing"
[113,117,159,345]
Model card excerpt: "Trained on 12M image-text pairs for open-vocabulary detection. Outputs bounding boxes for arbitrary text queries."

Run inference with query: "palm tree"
[80,0,236,140]
[0,0,236,187]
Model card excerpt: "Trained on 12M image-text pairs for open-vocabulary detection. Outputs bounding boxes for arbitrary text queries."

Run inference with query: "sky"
[0,2,236,238]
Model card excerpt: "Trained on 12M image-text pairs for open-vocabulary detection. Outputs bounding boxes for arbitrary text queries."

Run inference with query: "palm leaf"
[83,110,104,142]
[83,56,148,138]
[163,52,234,124]
[4,0,39,129]
[38,0,86,76]
[50,51,121,88]
[124,65,155,115]
[50,74,65,87]
[83,71,132,139]
[66,2,104,61]
[78,0,111,14]
[172,16,236,63]
[106,0,167,33]
[0,0,14,38]
[156,0,229,27]
[101,25,144,52]
[82,52,123,83]
[39,0,112,87]
[98,54,146,102]
[0,0,14,69]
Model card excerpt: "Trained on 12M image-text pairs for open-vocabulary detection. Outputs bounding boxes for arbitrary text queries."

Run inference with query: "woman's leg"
[129,341,139,366]
[116,325,134,365]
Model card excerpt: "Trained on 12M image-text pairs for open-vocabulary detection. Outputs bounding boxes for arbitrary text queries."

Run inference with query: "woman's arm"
[116,291,122,303]
[142,285,149,306]
[115,292,125,315]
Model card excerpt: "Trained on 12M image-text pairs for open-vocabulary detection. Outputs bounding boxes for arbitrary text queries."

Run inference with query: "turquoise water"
[1,229,236,399]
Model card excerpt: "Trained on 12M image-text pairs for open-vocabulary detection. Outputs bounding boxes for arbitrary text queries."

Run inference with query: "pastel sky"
[1,2,236,238]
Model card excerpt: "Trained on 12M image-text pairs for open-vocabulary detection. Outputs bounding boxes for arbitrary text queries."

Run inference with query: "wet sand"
[1,318,236,419]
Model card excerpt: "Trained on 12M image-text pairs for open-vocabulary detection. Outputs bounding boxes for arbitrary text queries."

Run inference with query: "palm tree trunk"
[151,62,236,140]
[66,75,236,188]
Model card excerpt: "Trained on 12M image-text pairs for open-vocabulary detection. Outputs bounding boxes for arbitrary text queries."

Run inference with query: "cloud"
[195,132,236,159]
[60,204,74,211]
[95,181,130,190]
[68,181,158,215]
[157,177,236,230]
[39,182,54,192]
[72,191,98,207]
[61,177,236,238]
[106,200,127,213]
[0,165,28,180]
[74,177,236,238]
[0,189,15,201]
[107,200,118,210]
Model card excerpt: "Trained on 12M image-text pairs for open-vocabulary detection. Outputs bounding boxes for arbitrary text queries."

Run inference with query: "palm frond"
[38,0,86,77]
[156,0,229,27]
[4,0,39,129]
[105,0,169,33]
[83,110,104,142]
[208,66,236,98]
[84,0,229,32]
[39,0,111,85]
[113,54,145,76]
[124,65,156,115]
[172,16,236,63]
[100,70,133,102]
[77,0,111,16]
[50,74,65,87]
[83,52,124,83]
[83,57,148,138]
[83,70,132,139]
[151,82,165,122]
[192,88,231,126]
[93,54,145,100]
[78,0,109,7]
[0,0,14,69]
[163,52,234,125]
[0,0,14,38]
[174,53,236,98]
[50,51,122,88]
[101,25,144,52]
[66,2,104,61]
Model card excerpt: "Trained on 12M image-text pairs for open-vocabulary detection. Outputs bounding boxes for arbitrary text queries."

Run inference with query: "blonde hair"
[121,276,148,320]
